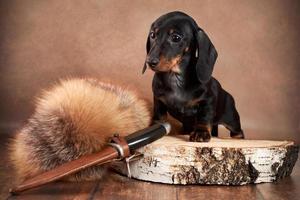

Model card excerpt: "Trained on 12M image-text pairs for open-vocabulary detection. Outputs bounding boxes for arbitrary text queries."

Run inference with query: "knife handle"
[125,122,171,151]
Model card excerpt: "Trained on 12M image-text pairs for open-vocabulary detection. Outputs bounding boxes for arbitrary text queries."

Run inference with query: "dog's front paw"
[189,130,211,142]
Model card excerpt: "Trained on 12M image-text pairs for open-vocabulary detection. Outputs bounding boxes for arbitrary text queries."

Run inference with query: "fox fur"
[9,78,151,182]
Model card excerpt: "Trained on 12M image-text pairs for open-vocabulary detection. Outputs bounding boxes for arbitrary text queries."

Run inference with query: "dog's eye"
[150,32,156,39]
[171,34,182,43]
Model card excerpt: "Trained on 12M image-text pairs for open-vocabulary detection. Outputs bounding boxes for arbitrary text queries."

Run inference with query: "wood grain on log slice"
[111,136,299,185]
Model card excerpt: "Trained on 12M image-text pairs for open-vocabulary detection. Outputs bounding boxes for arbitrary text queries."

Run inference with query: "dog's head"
[142,11,218,83]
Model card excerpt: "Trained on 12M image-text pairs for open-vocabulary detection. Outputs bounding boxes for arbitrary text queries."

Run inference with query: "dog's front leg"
[189,103,214,142]
[153,96,168,123]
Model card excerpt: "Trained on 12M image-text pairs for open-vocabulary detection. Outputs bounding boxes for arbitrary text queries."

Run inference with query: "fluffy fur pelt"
[9,78,151,182]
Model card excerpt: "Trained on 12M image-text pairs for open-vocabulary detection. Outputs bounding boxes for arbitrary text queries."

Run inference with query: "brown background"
[0,0,299,143]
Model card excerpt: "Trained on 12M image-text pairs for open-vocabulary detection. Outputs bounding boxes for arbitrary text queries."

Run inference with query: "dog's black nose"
[147,58,159,68]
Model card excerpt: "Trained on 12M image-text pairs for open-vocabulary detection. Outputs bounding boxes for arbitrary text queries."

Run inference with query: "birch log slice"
[111,136,299,185]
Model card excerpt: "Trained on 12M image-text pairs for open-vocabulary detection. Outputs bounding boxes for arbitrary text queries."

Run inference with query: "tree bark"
[112,136,299,185]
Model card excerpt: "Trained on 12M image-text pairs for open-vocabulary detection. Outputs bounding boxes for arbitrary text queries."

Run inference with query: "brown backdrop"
[0,0,299,143]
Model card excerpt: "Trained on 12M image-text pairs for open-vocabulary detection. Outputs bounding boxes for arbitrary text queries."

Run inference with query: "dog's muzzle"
[147,58,159,69]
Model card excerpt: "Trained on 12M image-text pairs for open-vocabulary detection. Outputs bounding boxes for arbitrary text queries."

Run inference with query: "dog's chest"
[161,90,193,107]
[153,75,203,116]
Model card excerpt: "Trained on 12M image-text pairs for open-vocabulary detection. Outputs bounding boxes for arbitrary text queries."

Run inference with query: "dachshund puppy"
[142,11,244,142]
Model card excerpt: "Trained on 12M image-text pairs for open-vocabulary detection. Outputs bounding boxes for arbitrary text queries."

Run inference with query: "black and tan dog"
[142,11,244,142]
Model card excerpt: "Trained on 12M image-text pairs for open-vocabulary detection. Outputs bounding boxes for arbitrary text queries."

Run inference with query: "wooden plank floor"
[1,132,299,200]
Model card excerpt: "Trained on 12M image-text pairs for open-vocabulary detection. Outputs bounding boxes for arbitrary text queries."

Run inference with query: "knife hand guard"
[108,135,131,159]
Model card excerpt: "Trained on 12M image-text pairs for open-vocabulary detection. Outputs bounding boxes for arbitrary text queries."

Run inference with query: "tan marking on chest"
[186,98,201,107]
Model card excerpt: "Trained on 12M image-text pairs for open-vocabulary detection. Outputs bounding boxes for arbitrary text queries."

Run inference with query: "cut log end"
[111,136,299,185]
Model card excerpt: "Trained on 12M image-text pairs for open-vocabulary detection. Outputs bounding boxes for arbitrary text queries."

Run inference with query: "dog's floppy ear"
[146,35,151,53]
[142,36,151,74]
[194,29,218,83]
